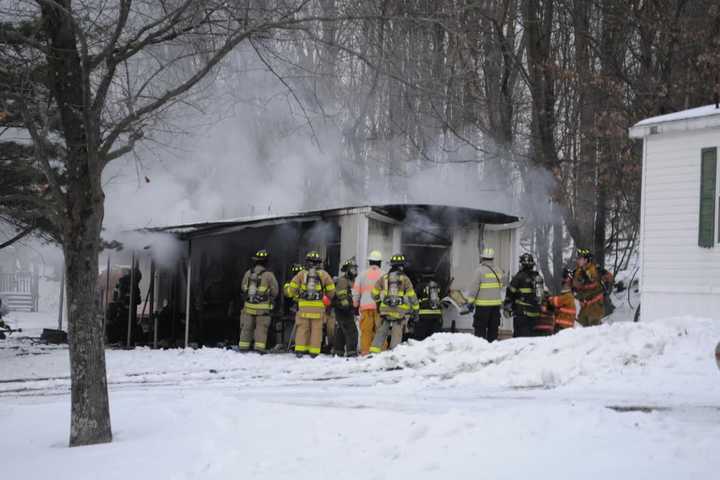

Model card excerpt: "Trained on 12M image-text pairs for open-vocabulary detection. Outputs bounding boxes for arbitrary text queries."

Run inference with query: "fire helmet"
[368,250,383,262]
[519,253,535,268]
[390,254,407,268]
[576,248,593,260]
[481,247,495,260]
[305,251,322,266]
[252,249,269,262]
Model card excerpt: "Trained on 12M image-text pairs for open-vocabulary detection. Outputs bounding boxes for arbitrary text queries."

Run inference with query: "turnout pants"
[359,309,381,355]
[370,317,405,353]
[294,313,324,356]
[512,314,535,338]
[473,306,501,342]
[333,310,359,356]
[239,313,271,351]
[577,302,604,327]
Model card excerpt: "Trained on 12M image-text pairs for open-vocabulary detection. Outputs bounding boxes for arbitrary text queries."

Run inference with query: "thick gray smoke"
[101,49,556,232]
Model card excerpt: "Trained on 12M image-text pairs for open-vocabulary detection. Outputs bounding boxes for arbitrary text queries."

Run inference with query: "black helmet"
[519,253,535,268]
[305,251,322,266]
[341,257,358,272]
[289,263,303,274]
[576,248,593,260]
[252,249,269,262]
[390,254,406,268]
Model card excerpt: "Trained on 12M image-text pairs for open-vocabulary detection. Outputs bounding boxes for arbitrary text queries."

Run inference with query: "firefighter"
[572,248,605,327]
[286,251,335,357]
[415,273,443,341]
[238,249,279,353]
[369,254,419,353]
[469,247,504,341]
[332,258,360,357]
[549,268,577,332]
[503,253,544,338]
[280,263,303,348]
[353,250,384,355]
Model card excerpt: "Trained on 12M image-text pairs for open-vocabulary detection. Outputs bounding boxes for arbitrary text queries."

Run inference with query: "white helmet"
[481,247,495,260]
[368,250,382,262]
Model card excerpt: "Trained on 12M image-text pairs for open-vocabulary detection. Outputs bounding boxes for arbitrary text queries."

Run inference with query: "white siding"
[640,127,720,321]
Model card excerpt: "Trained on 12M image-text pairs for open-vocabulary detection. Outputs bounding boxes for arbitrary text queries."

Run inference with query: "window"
[699,147,718,248]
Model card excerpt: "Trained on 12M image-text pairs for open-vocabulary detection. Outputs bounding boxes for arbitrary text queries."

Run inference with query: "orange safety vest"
[550,290,576,329]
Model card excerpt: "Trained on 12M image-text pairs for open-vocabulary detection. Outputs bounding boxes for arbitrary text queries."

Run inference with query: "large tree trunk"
[64,199,112,446]
[41,0,112,447]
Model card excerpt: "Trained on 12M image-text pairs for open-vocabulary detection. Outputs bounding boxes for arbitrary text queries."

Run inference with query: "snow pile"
[333,317,720,391]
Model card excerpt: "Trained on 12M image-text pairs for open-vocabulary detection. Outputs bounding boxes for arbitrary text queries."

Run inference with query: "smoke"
[100,48,559,236]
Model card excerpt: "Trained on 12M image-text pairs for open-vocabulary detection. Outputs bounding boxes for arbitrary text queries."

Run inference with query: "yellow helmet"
[481,247,495,260]
[368,250,382,262]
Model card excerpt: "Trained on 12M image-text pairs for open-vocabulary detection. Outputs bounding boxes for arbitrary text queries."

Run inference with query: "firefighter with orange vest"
[239,249,279,353]
[286,251,336,357]
[549,268,577,332]
[353,250,384,354]
[572,248,605,327]
[469,247,504,341]
[369,254,419,353]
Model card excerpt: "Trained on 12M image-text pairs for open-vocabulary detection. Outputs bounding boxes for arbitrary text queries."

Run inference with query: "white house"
[629,103,720,320]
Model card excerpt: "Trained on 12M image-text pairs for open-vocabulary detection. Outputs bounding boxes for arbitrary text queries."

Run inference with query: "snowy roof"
[629,103,720,138]
[147,203,521,239]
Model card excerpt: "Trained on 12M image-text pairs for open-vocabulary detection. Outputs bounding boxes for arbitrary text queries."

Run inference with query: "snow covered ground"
[1,308,719,480]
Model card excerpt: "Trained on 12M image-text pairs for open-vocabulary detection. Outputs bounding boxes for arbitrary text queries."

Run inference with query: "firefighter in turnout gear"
[470,247,504,341]
[353,250,384,355]
[572,248,605,327]
[370,254,419,353]
[239,250,279,353]
[286,251,336,357]
[503,253,544,337]
[414,273,443,340]
[332,258,360,357]
[549,268,577,332]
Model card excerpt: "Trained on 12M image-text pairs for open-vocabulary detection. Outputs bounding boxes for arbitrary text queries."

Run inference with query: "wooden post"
[126,251,136,348]
[184,241,192,348]
[150,261,157,349]
[57,269,64,331]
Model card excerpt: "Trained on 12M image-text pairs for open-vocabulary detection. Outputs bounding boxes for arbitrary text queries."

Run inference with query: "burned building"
[128,204,521,348]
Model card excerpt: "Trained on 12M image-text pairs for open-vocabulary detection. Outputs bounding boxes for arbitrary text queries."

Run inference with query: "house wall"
[640,127,720,321]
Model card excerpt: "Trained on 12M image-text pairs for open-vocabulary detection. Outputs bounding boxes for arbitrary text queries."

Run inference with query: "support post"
[150,261,157,349]
[126,251,136,348]
[184,241,192,348]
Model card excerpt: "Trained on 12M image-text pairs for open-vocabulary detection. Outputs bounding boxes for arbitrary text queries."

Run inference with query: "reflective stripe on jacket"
[549,290,576,329]
[470,263,504,306]
[287,269,335,319]
[371,272,419,319]
[241,266,279,316]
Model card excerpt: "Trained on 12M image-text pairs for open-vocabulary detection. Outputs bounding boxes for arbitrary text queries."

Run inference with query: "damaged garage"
[111,204,521,349]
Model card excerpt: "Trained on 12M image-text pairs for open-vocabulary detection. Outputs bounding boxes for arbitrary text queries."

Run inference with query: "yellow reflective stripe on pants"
[419,309,441,315]
[479,283,501,289]
[254,342,266,350]
[238,341,251,349]
[308,346,321,354]
[295,344,308,352]
[518,288,533,293]
[474,300,502,306]
[369,346,382,353]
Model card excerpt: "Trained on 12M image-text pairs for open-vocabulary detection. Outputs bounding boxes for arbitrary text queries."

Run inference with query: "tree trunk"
[64,218,112,446]
[40,0,112,447]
